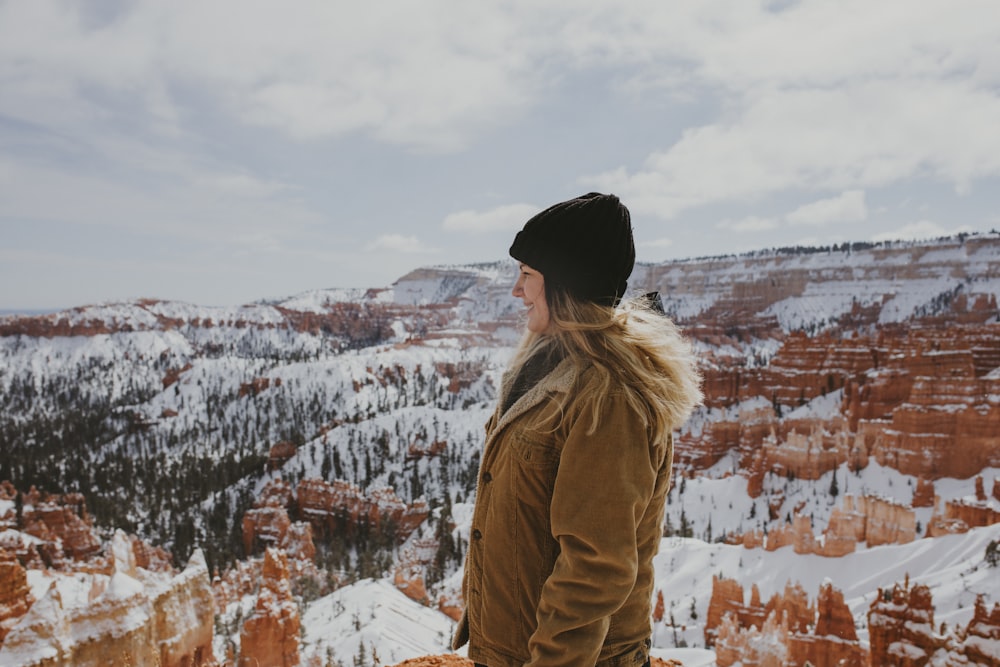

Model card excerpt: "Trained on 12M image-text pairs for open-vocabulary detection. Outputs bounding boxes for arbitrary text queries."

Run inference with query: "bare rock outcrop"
[238,548,300,667]
[9,487,103,566]
[755,495,916,557]
[0,549,33,642]
[926,489,1000,538]
[868,578,944,666]
[712,577,865,667]
[0,536,214,667]
[385,657,682,667]
[295,478,429,543]
[963,594,1000,666]
[863,576,1000,665]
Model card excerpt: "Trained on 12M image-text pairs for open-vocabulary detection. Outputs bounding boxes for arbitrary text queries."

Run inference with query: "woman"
[453,193,703,666]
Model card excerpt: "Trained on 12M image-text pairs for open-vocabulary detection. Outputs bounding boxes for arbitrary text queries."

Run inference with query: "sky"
[2,0,1000,311]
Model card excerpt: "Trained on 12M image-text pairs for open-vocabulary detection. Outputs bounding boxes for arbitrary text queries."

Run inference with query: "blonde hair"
[509,291,703,444]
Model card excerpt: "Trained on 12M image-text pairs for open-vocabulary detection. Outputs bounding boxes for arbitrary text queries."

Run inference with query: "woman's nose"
[512,276,524,297]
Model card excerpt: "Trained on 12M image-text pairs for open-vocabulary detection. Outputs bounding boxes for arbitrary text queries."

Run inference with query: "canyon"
[0,234,999,664]
[0,487,213,666]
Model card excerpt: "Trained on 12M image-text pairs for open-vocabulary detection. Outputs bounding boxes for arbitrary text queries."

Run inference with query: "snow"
[276,288,373,313]
[300,579,456,664]
[26,570,104,611]
[291,523,1000,663]
[3,234,1000,665]
[105,572,143,599]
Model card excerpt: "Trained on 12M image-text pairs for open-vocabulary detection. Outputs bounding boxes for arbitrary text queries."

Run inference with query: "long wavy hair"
[508,288,703,444]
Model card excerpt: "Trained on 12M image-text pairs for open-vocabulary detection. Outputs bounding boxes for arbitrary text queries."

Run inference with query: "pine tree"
[986,540,999,568]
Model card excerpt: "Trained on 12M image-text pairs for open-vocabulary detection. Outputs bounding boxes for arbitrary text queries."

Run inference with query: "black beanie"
[509,192,635,307]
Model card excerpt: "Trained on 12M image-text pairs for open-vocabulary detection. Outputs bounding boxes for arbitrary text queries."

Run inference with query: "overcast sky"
[2,1,999,310]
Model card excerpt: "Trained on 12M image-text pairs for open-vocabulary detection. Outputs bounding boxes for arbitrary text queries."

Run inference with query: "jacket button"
[472,529,482,540]
[483,472,493,483]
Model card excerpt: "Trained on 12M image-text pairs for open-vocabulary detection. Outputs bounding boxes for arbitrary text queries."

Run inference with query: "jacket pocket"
[509,431,560,467]
[505,431,560,547]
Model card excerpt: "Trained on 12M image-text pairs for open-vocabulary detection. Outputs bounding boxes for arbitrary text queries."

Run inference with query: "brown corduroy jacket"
[453,357,674,666]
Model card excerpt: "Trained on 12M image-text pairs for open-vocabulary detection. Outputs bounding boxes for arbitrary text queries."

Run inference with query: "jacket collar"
[492,356,578,436]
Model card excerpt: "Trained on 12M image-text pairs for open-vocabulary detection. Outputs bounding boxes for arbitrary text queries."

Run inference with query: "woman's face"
[512,263,551,333]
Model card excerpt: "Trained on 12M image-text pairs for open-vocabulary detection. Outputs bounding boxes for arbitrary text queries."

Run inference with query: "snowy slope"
[290,521,1000,664]
[2,233,1000,666]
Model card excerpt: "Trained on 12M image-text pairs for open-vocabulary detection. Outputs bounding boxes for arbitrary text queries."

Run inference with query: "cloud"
[717,216,779,232]
[0,157,322,244]
[0,0,548,153]
[583,1,1000,218]
[787,190,867,227]
[5,1,999,162]
[871,221,975,243]
[639,237,674,249]
[442,203,539,233]
[194,171,294,199]
[595,79,1000,221]
[366,234,438,254]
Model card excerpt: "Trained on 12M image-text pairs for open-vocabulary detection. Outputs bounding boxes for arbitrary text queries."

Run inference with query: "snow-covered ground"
[284,521,1000,665]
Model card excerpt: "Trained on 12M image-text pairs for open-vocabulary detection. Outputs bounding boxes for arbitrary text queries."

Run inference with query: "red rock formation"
[714,610,790,667]
[748,493,916,558]
[653,590,665,623]
[746,448,766,498]
[295,478,428,543]
[868,578,943,666]
[239,376,272,397]
[239,548,300,667]
[927,494,1000,537]
[912,477,935,508]
[942,498,1000,530]
[764,521,796,551]
[433,361,486,393]
[741,529,764,549]
[677,322,1000,484]
[793,514,817,555]
[386,654,680,667]
[821,501,863,557]
[243,505,292,556]
[0,548,33,642]
[259,478,295,508]
[759,418,853,483]
[714,579,864,667]
[865,371,1000,480]
[268,440,298,470]
[406,438,448,461]
[0,547,214,667]
[12,488,102,566]
[868,581,1000,665]
[240,479,321,567]
[704,575,767,646]
[162,363,192,388]
[813,581,857,642]
[213,557,264,615]
[962,595,1000,666]
[763,581,813,635]
[280,522,316,563]
[393,563,429,606]
[437,590,463,622]
[862,495,917,547]
[389,658,474,667]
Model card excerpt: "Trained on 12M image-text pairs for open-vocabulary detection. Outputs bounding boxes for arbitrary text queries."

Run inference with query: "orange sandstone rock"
[0,547,214,667]
[238,548,300,667]
[713,578,864,667]
[868,578,942,666]
[0,548,33,642]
